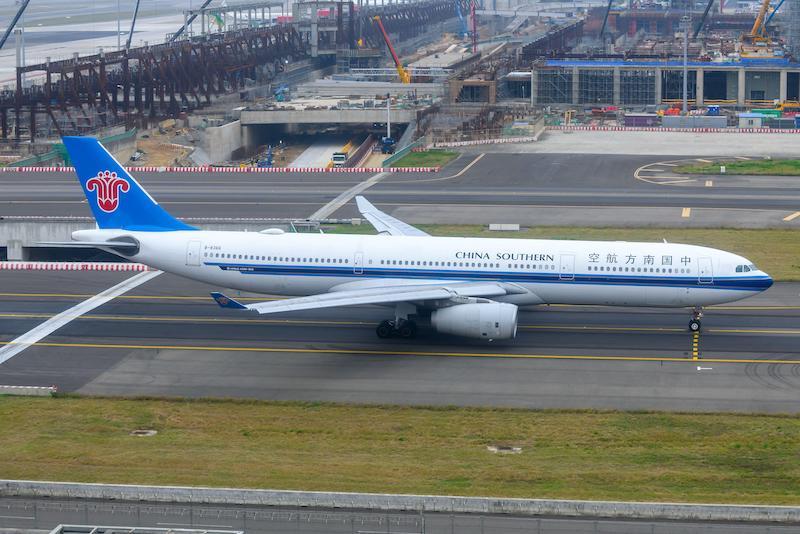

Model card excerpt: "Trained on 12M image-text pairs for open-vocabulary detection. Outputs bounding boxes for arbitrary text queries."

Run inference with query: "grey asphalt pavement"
[2,496,798,534]
[3,153,799,227]
[1,271,798,413]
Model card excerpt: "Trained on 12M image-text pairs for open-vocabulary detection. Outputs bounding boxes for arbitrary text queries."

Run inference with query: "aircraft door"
[698,257,713,284]
[186,240,202,266]
[353,252,364,275]
[559,254,575,281]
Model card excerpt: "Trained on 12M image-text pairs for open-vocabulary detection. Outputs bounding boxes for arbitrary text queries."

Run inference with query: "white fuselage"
[75,229,773,309]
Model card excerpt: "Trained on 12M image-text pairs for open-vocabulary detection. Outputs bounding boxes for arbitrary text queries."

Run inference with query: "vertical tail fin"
[62,136,195,231]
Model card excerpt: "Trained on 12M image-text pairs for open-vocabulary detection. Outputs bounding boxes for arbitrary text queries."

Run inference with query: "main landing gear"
[376,319,417,339]
[376,303,418,339]
[689,307,703,332]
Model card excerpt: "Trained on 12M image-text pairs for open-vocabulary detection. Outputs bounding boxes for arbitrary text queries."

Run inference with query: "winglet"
[355,195,429,237]
[210,292,248,310]
[355,195,372,212]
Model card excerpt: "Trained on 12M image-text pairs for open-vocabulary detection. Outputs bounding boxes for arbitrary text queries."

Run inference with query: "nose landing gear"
[689,307,703,332]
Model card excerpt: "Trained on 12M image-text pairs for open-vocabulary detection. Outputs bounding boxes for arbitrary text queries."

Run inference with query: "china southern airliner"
[53,137,773,340]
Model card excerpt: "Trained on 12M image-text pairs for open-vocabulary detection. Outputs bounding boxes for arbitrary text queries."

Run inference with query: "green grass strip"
[1,396,798,504]
[325,225,800,281]
[390,150,458,168]
[675,159,800,176]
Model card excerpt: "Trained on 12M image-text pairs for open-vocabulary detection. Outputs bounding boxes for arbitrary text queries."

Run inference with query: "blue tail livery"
[62,136,196,231]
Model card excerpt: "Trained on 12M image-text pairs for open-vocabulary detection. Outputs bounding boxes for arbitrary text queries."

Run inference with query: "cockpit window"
[736,264,756,273]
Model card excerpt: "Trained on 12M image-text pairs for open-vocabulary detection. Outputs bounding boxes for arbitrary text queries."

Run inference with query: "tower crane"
[372,16,411,84]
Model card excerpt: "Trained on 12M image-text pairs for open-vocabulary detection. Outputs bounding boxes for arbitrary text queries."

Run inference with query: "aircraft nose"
[764,274,774,290]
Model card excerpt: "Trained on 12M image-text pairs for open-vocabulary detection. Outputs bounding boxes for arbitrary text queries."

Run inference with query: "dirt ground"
[133,137,192,167]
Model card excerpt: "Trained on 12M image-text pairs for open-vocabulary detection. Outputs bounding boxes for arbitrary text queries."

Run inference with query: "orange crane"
[745,0,772,43]
[372,16,411,84]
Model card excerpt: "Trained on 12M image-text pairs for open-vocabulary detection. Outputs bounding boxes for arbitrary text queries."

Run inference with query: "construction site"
[1,0,800,167]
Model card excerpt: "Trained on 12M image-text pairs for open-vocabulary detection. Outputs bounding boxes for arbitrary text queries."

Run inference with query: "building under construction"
[0,0,466,142]
[519,1,800,107]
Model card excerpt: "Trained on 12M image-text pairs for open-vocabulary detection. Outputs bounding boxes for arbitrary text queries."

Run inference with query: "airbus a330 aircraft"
[55,136,773,340]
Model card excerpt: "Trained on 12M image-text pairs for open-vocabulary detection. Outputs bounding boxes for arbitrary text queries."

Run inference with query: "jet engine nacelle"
[430,302,518,340]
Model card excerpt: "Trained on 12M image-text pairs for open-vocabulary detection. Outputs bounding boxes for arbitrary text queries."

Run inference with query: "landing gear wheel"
[398,321,417,339]
[689,319,701,332]
[376,320,393,339]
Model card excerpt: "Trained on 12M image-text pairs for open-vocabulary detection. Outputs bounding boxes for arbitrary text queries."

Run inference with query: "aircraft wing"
[355,196,429,237]
[211,281,519,314]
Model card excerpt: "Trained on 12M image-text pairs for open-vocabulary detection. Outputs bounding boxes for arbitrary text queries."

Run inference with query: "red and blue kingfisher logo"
[86,170,130,213]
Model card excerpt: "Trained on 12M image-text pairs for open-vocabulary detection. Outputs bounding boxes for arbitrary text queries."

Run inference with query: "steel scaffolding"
[537,68,572,104]
[579,69,614,104]
[620,69,656,105]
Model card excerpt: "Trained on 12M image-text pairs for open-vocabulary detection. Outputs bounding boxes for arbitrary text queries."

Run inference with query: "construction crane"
[455,0,469,39]
[470,0,477,54]
[746,0,772,42]
[372,16,411,84]
[0,0,32,52]
[739,0,777,57]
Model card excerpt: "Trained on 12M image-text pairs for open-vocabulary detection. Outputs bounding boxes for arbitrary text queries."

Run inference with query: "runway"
[1,270,798,413]
[3,153,800,226]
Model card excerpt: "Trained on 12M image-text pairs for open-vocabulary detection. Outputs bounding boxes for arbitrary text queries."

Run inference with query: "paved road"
[289,136,350,168]
[1,496,798,534]
[1,271,798,413]
[4,496,799,534]
[3,153,799,226]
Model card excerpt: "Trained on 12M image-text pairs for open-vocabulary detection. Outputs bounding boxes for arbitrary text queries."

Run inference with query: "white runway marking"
[309,172,389,220]
[0,270,162,366]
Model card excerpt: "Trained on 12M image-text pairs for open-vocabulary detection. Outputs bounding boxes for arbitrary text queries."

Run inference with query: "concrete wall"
[1,480,799,523]
[745,71,781,101]
[240,108,416,125]
[726,71,739,101]
[202,120,243,163]
[295,80,445,98]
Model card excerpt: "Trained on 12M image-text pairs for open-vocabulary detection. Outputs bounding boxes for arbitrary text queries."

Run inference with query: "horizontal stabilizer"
[38,241,138,249]
[210,292,248,310]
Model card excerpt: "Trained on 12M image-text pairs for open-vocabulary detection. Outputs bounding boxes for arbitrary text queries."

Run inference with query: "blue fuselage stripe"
[205,262,771,291]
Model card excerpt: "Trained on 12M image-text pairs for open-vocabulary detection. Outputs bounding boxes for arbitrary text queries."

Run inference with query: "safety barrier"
[433,135,539,147]
[382,138,426,167]
[344,135,376,168]
[0,385,57,397]
[0,166,439,173]
[0,262,151,271]
[548,125,800,134]
[1,480,799,523]
[6,129,138,168]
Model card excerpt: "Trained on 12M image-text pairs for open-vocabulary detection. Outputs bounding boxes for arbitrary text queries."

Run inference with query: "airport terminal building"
[526,58,800,107]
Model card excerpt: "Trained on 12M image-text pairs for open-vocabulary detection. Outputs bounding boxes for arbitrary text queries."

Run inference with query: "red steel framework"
[0,0,462,141]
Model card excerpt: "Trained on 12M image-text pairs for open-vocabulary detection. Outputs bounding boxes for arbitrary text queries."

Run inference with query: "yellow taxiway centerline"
[0,340,797,366]
[4,312,800,336]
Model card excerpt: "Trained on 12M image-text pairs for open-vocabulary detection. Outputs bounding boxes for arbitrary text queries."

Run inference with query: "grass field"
[675,159,800,176]
[325,225,800,281]
[1,396,799,504]
[390,150,459,168]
